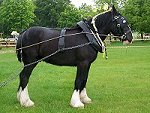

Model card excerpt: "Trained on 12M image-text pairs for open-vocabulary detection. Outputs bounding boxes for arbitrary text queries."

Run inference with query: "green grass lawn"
[0,42,150,113]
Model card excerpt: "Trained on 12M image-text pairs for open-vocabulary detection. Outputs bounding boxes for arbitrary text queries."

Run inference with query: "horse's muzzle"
[123,40,132,45]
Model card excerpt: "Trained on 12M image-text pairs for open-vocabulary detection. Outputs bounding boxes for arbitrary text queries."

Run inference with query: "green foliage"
[0,0,3,5]
[0,0,149,35]
[95,0,128,12]
[57,4,82,28]
[0,0,35,35]
[79,4,97,19]
[58,4,97,28]
[34,0,70,27]
[123,0,150,33]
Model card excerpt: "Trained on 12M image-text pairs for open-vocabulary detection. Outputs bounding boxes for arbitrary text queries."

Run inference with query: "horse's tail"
[16,32,24,62]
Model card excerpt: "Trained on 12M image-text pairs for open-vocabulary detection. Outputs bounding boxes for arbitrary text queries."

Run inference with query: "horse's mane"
[95,11,112,29]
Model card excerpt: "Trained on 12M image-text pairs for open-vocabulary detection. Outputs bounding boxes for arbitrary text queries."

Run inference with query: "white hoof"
[70,90,84,108]
[70,100,84,108]
[20,99,34,107]
[80,96,92,104]
[18,86,34,107]
[80,88,92,104]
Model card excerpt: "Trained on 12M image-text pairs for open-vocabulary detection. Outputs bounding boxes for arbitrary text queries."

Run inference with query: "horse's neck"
[87,15,111,41]
[90,12,112,33]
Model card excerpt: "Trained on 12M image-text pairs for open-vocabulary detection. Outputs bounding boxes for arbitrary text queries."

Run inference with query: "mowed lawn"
[0,42,150,113]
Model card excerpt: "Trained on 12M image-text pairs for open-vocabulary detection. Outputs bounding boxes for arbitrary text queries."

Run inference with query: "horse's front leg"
[70,61,91,108]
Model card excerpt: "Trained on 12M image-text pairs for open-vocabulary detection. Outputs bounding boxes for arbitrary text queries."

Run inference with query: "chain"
[0,31,114,88]
[0,66,23,88]
[24,42,91,67]
[16,32,119,51]
[0,42,91,88]
[0,30,126,88]
[0,30,125,88]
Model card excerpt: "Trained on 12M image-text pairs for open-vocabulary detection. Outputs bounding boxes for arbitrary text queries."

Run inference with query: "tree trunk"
[141,32,144,41]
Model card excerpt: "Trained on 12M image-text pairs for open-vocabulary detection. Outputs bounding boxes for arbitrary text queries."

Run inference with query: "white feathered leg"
[17,86,34,107]
[70,90,84,108]
[17,87,22,101]
[80,88,91,104]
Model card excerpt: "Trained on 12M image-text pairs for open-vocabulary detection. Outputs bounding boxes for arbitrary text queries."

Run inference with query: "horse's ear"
[110,5,117,14]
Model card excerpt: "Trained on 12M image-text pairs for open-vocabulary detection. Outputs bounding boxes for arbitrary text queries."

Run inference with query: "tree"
[95,0,127,10]
[123,0,150,38]
[79,3,97,19]
[34,0,70,27]
[0,0,3,32]
[57,4,82,28]
[57,3,98,28]
[0,0,3,5]
[0,0,35,35]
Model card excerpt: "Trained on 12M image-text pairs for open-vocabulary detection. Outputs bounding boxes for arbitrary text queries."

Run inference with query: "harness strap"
[77,21,94,43]
[77,21,105,53]
[58,28,66,50]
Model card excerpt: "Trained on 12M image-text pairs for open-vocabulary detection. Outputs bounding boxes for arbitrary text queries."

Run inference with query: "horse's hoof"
[70,100,84,108]
[81,97,92,104]
[20,99,35,107]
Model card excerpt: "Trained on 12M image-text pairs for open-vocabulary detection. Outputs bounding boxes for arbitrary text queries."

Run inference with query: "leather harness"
[58,21,105,53]
[58,28,66,51]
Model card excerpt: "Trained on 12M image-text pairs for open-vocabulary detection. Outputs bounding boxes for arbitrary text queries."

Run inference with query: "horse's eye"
[117,24,120,27]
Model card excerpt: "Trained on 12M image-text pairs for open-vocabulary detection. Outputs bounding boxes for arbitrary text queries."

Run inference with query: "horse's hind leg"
[17,63,37,107]
[70,61,91,108]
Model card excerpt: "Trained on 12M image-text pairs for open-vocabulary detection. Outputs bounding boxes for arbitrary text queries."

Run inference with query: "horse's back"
[24,27,60,42]
[16,27,60,62]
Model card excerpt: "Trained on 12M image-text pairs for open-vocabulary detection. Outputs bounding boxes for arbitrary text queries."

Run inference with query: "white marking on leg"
[17,87,22,101]
[70,90,84,108]
[19,86,34,107]
[80,88,92,104]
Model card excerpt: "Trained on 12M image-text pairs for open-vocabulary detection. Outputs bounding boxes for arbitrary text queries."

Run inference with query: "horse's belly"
[43,51,77,66]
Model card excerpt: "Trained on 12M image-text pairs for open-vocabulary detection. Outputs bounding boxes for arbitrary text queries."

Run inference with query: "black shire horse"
[16,6,132,108]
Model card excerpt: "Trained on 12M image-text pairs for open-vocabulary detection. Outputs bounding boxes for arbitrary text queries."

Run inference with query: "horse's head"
[91,5,133,44]
[110,5,133,44]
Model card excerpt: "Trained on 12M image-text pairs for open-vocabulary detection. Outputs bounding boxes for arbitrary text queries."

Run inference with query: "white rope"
[133,39,150,41]
[107,46,150,49]
[1,31,150,50]
[105,38,150,42]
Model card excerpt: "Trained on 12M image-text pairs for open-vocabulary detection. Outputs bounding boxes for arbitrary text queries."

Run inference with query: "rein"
[0,30,124,88]
[16,32,121,51]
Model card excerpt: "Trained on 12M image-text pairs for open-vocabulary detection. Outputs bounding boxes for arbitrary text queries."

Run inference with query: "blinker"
[114,16,119,19]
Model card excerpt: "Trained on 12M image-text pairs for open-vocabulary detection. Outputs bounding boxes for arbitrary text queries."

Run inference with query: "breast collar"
[77,21,105,53]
